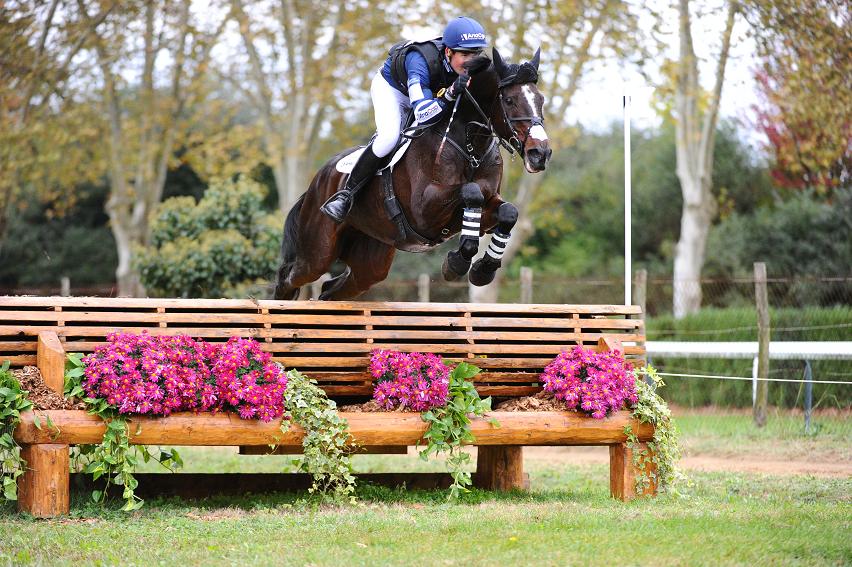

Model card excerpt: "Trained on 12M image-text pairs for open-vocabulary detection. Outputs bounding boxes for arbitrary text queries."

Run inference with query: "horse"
[273,47,551,301]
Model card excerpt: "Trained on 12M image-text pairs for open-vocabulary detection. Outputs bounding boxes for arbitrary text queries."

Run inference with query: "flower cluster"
[369,350,450,411]
[208,337,288,421]
[82,332,287,421]
[540,345,637,419]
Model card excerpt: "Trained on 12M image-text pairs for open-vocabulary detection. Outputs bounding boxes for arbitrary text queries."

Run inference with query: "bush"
[135,176,280,298]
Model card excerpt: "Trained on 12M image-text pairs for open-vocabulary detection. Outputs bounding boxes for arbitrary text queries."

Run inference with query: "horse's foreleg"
[442,182,484,281]
[469,201,518,287]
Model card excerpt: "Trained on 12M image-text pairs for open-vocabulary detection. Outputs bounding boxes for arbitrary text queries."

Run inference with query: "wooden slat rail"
[1,296,652,516]
[0,297,645,397]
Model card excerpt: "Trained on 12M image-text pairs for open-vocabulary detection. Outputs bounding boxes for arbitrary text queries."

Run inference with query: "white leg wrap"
[461,208,481,238]
[486,232,510,260]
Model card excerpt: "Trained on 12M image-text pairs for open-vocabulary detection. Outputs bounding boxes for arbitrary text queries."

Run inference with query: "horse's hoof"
[469,258,499,287]
[442,253,470,281]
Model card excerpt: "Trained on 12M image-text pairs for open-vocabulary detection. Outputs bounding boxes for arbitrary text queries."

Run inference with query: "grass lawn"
[1,409,850,566]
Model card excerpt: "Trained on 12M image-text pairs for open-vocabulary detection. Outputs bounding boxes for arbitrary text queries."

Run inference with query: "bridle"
[402,78,543,178]
[497,90,544,157]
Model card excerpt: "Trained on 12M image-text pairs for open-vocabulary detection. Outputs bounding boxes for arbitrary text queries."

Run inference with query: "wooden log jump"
[0,297,652,517]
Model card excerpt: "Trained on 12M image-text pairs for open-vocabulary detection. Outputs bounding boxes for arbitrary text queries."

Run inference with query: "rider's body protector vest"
[387,38,453,96]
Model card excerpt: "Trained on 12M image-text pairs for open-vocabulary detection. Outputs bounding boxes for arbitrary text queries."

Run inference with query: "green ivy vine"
[65,353,182,511]
[625,365,685,495]
[281,368,356,503]
[0,361,33,502]
[419,362,498,499]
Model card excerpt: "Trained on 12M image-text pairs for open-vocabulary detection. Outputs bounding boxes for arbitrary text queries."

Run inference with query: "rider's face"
[445,48,481,75]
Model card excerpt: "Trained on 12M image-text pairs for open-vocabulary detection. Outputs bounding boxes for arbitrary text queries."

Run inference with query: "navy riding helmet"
[443,16,488,51]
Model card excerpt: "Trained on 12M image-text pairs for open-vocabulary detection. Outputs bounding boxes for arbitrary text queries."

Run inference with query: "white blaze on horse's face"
[522,85,548,142]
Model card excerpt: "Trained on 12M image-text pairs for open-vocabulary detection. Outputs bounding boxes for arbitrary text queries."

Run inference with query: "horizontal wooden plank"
[15,410,654,446]
[0,324,644,344]
[0,310,643,330]
[0,296,642,315]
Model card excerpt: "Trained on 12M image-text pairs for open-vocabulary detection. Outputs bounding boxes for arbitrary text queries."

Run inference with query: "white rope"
[657,371,852,385]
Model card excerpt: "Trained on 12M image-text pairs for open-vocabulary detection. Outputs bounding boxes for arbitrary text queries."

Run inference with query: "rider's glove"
[413,98,446,125]
[444,75,469,101]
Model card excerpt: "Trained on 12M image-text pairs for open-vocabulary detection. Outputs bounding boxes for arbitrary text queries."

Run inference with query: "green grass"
[1,409,850,566]
[1,465,849,566]
[673,410,851,461]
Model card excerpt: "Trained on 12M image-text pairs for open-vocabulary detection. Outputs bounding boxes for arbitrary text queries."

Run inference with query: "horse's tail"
[276,193,305,282]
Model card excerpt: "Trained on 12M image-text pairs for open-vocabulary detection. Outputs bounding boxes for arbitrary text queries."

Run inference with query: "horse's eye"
[505,97,514,105]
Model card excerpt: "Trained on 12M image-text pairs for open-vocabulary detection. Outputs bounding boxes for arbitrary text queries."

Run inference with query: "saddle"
[335,113,441,248]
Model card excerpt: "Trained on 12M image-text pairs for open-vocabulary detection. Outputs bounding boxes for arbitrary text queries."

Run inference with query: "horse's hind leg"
[442,182,484,281]
[319,235,396,300]
[469,201,518,287]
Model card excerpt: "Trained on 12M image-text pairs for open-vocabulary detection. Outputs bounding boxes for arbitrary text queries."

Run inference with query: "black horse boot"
[321,144,384,223]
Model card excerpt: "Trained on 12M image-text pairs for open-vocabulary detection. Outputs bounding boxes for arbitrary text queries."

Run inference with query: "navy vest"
[387,38,452,95]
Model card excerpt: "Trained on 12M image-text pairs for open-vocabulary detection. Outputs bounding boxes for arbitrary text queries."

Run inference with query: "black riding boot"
[321,144,384,223]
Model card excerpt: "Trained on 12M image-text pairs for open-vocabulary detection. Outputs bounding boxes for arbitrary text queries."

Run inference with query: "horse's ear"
[530,47,540,71]
[492,47,507,77]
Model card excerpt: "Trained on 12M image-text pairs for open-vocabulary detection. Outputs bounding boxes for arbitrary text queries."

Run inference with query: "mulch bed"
[493,390,568,412]
[337,400,417,413]
[12,366,86,410]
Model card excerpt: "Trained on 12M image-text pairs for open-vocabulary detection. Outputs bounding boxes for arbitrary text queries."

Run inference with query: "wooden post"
[18,444,70,517]
[609,442,657,501]
[475,446,526,491]
[37,331,65,395]
[418,273,430,302]
[520,266,533,304]
[633,269,647,317]
[754,262,770,427]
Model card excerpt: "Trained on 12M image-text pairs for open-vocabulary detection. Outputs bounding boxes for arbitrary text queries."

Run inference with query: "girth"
[381,170,442,248]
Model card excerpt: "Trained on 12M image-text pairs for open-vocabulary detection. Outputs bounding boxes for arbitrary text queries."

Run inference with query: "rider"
[320,16,489,223]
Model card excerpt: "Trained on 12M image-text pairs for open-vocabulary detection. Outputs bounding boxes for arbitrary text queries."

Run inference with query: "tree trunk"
[671,0,736,318]
[672,187,714,318]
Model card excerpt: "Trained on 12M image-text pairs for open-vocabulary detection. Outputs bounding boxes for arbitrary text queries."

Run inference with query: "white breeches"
[370,71,411,158]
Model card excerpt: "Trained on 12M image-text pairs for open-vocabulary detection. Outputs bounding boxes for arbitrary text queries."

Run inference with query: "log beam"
[474,446,528,491]
[15,410,655,446]
[18,444,70,517]
[609,442,658,501]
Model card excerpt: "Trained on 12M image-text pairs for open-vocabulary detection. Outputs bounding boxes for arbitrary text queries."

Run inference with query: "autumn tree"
[746,0,851,194]
[220,0,398,214]
[0,1,111,242]
[74,0,225,295]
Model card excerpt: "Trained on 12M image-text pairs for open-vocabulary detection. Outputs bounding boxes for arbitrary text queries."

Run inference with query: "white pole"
[624,93,632,306]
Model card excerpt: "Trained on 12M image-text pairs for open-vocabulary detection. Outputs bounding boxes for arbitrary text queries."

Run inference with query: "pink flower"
[369,350,450,411]
[82,332,287,422]
[540,345,636,419]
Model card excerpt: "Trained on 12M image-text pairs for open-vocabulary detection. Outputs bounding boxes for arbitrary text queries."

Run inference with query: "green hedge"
[646,307,852,409]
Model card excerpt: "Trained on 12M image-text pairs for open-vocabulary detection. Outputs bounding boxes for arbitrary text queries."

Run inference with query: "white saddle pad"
[335,133,414,174]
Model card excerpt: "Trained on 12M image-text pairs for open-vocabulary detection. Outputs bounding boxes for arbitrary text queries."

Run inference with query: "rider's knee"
[461,182,484,208]
[373,133,399,158]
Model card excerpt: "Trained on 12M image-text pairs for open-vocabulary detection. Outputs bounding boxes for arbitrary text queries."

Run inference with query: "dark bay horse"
[274,47,551,300]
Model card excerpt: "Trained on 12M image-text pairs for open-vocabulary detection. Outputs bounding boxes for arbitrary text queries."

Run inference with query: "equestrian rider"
[320,16,488,223]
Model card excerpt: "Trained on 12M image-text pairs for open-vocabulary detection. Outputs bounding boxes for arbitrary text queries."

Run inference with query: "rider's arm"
[405,51,446,125]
